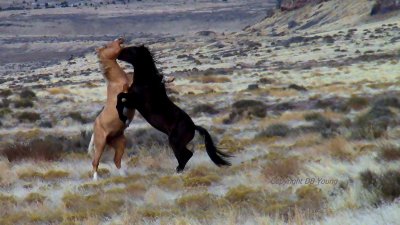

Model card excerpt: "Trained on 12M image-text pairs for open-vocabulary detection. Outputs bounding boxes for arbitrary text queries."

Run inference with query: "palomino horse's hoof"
[93,172,98,181]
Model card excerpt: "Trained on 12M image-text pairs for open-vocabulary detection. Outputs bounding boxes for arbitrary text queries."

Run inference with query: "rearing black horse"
[116,45,231,172]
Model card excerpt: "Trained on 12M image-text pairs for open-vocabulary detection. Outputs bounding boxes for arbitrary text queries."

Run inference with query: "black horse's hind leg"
[168,124,195,173]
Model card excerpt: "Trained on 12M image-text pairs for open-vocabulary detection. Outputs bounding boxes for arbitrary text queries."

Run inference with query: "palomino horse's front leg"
[92,123,107,180]
[109,135,127,176]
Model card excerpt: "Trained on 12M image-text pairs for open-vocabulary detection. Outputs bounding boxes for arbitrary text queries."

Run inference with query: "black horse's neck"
[132,63,162,85]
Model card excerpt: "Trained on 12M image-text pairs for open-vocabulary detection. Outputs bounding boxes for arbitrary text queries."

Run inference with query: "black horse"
[116,45,231,172]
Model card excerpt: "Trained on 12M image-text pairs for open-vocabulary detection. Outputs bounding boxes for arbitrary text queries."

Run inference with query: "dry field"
[0,0,399,224]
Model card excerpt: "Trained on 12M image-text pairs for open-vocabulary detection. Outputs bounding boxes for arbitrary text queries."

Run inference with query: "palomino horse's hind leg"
[92,124,107,180]
[168,126,195,173]
[109,135,127,176]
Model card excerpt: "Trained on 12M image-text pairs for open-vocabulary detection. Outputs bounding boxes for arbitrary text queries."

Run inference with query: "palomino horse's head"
[96,37,124,61]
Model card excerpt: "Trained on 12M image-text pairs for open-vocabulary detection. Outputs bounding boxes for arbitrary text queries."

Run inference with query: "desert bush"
[257,123,290,138]
[126,183,147,198]
[0,98,11,108]
[183,166,221,187]
[224,99,266,123]
[263,157,302,179]
[345,96,369,110]
[295,185,326,216]
[304,112,325,122]
[14,99,34,108]
[19,89,36,99]
[0,89,12,97]
[0,108,12,118]
[176,192,218,211]
[68,112,89,123]
[157,175,183,191]
[376,143,400,161]
[360,170,400,203]
[191,104,220,116]
[24,192,46,204]
[62,192,124,221]
[196,76,231,83]
[321,136,355,160]
[19,170,69,181]
[0,193,17,206]
[17,111,40,122]
[351,105,395,139]
[1,137,61,162]
[125,128,167,150]
[224,185,259,204]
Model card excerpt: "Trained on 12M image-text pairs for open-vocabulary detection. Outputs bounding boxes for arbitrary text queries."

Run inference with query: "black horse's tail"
[195,125,231,166]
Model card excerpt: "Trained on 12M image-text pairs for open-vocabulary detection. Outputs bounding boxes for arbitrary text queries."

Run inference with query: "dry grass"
[262,156,302,179]
[318,136,355,160]
[191,75,231,83]
[47,87,71,95]
[376,143,400,161]
[1,138,61,162]
[18,169,70,181]
[183,166,221,187]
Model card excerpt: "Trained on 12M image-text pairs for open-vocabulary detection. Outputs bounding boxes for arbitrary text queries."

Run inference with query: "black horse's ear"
[117,47,136,63]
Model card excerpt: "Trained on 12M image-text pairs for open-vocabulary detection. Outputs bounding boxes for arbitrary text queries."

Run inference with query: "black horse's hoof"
[176,166,185,173]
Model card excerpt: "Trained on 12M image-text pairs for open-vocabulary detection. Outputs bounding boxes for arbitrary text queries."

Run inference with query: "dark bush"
[360,170,400,202]
[19,89,36,99]
[1,138,62,162]
[0,108,12,118]
[18,112,40,122]
[377,143,400,161]
[346,96,369,110]
[0,89,12,97]
[257,124,290,138]
[68,112,89,123]
[192,104,220,116]
[14,99,34,108]
[224,100,266,123]
[125,128,167,151]
[0,98,11,108]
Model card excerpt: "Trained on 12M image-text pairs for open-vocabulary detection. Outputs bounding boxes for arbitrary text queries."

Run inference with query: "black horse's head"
[117,45,162,83]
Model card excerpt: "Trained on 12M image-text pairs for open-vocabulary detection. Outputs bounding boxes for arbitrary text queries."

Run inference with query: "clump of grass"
[0,108,12,118]
[62,192,124,221]
[68,112,89,123]
[19,170,69,181]
[0,89,12,97]
[183,166,221,187]
[191,104,220,116]
[224,185,259,204]
[345,96,369,110]
[126,182,147,198]
[263,157,302,179]
[47,87,71,95]
[1,138,61,162]
[196,76,231,83]
[176,192,218,211]
[360,170,400,202]
[352,106,394,139]
[304,112,325,121]
[0,193,17,206]
[224,99,266,123]
[295,185,326,216]
[321,136,355,160]
[257,123,290,138]
[376,143,400,161]
[20,89,36,99]
[14,99,34,108]
[17,111,40,122]
[24,192,46,204]
[157,175,183,191]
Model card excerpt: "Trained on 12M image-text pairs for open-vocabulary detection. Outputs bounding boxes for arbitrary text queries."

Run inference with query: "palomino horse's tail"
[87,134,95,156]
[195,125,231,166]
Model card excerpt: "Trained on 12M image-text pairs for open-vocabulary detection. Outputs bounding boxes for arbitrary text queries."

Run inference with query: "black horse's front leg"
[116,92,135,125]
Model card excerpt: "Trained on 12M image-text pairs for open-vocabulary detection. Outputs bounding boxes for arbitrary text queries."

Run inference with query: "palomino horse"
[116,45,231,172]
[87,38,135,180]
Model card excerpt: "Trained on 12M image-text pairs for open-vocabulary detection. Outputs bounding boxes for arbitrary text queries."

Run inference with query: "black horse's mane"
[133,45,165,86]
